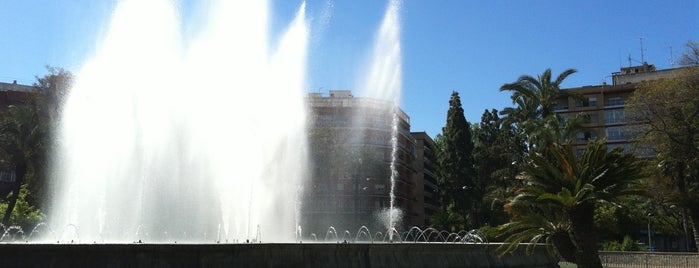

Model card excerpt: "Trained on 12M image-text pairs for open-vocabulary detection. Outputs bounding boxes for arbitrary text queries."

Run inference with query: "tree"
[501,139,642,267]
[626,65,699,252]
[437,91,476,229]
[499,68,583,155]
[678,40,699,66]
[0,67,72,226]
[0,104,46,225]
[499,68,579,119]
[30,67,73,208]
[472,109,522,227]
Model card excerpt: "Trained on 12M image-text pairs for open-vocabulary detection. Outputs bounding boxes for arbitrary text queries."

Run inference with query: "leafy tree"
[0,67,72,226]
[0,104,46,225]
[500,139,642,268]
[626,65,699,252]
[30,67,72,208]
[34,66,72,122]
[0,185,45,230]
[428,203,464,232]
[472,109,522,227]
[437,91,476,229]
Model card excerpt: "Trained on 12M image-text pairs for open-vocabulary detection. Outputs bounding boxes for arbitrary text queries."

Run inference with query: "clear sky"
[0,0,697,137]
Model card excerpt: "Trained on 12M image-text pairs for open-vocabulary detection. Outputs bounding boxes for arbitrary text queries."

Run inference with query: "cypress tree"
[437,91,475,229]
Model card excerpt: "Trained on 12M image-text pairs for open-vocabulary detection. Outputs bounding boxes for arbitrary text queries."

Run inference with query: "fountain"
[49,0,309,243]
[0,0,560,267]
[46,0,410,244]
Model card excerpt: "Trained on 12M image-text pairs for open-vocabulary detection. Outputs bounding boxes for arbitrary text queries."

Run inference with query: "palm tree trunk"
[2,163,26,226]
[551,231,577,263]
[570,203,603,268]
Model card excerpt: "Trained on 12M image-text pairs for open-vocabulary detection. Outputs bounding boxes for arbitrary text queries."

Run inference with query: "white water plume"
[50,0,309,243]
[359,0,403,236]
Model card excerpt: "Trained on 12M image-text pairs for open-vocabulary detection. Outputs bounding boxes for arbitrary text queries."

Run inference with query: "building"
[0,80,33,108]
[410,132,440,227]
[554,63,687,157]
[304,90,426,235]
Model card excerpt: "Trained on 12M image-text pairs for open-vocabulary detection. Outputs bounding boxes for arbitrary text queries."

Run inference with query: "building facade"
[304,90,424,236]
[554,63,687,157]
[410,132,440,227]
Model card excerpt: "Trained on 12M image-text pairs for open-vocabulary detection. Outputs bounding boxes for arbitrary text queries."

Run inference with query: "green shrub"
[620,235,642,251]
[601,235,642,251]
[0,185,46,231]
[478,225,503,242]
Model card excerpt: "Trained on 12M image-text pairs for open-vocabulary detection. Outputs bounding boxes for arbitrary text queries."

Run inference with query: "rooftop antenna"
[669,46,675,66]
[639,37,646,63]
[628,54,633,67]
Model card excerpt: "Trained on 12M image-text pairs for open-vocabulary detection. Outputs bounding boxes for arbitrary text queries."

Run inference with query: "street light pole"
[647,213,653,252]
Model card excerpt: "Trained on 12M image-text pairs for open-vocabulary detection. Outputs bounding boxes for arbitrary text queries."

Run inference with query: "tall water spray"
[50,0,309,243]
[359,0,403,237]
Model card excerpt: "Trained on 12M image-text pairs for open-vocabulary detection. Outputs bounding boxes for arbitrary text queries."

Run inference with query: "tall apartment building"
[304,90,423,235]
[410,132,440,227]
[554,63,687,156]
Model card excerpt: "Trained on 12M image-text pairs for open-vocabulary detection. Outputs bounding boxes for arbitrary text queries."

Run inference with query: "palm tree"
[501,139,642,268]
[500,68,580,119]
[0,104,47,225]
[499,68,586,156]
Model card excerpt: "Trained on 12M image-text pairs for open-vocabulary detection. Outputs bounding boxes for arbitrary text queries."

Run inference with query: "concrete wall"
[0,243,558,268]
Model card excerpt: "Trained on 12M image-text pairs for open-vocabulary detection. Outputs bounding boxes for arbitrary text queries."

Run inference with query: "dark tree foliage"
[437,91,475,230]
[472,109,512,227]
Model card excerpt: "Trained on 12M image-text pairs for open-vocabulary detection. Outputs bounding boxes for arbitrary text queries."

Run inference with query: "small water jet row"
[8,221,491,245]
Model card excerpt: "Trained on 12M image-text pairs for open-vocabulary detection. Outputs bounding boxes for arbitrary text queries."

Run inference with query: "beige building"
[410,131,440,227]
[304,90,437,235]
[554,63,688,156]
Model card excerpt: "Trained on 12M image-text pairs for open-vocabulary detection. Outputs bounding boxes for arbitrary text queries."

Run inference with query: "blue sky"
[0,0,697,137]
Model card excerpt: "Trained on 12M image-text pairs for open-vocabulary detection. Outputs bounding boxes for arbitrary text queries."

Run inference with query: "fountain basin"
[0,243,557,267]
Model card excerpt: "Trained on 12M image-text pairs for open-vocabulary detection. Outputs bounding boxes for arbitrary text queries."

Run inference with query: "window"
[581,113,599,124]
[575,97,597,108]
[606,97,624,107]
[588,97,597,107]
[0,171,15,182]
[575,131,597,141]
[604,109,626,124]
[554,101,569,111]
[337,200,344,208]
[588,114,599,124]
[375,184,386,193]
[606,127,630,141]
